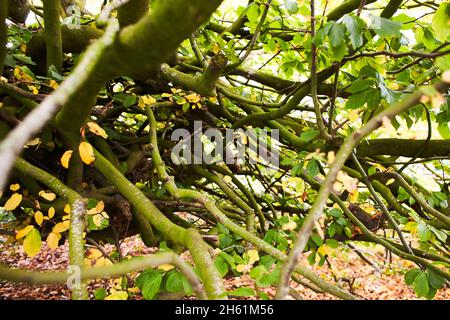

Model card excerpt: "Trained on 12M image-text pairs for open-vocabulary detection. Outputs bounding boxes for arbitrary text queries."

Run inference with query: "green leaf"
[230,287,255,297]
[306,159,320,177]
[165,271,184,293]
[299,130,319,143]
[215,256,229,277]
[94,288,107,300]
[329,23,346,47]
[249,265,267,281]
[426,269,446,290]
[23,228,42,257]
[432,3,450,42]
[369,16,401,37]
[417,222,430,242]
[284,0,298,14]
[141,272,162,300]
[311,234,323,246]
[342,15,364,49]
[404,268,421,285]
[348,79,373,93]
[412,272,429,298]
[326,239,339,249]
[346,90,371,109]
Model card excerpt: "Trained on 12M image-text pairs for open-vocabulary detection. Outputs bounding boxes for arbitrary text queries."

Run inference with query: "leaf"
[329,23,346,47]
[432,3,450,42]
[157,264,175,272]
[86,122,108,139]
[229,287,255,297]
[48,207,55,219]
[141,273,162,300]
[23,228,42,257]
[105,289,128,300]
[342,14,364,49]
[417,222,430,242]
[38,190,56,201]
[369,15,401,37]
[299,130,319,143]
[247,249,259,264]
[94,288,107,300]
[53,222,69,234]
[284,0,298,14]
[165,272,184,293]
[46,232,60,250]
[412,272,429,298]
[4,193,23,211]
[426,269,446,290]
[79,141,95,165]
[305,159,320,177]
[215,256,229,277]
[9,184,20,191]
[34,211,44,226]
[15,225,34,239]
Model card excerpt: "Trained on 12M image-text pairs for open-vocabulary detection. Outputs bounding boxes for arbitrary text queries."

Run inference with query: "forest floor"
[0,235,449,300]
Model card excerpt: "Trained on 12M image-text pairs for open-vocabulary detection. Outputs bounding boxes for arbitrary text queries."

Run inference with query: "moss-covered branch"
[160,54,228,96]
[42,0,62,72]
[0,0,7,76]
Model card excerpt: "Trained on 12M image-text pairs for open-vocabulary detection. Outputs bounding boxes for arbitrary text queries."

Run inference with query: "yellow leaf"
[9,184,20,191]
[161,93,172,98]
[86,248,103,259]
[62,214,70,221]
[49,80,59,89]
[87,208,98,215]
[93,214,103,227]
[386,178,395,186]
[14,67,33,82]
[348,190,359,203]
[100,211,109,219]
[236,264,247,273]
[95,256,113,267]
[95,201,105,213]
[247,249,259,263]
[348,110,359,122]
[185,93,201,103]
[46,232,60,250]
[170,88,182,94]
[23,228,42,257]
[443,70,450,83]
[79,141,95,165]
[176,98,187,105]
[60,150,73,169]
[34,211,44,226]
[4,193,23,211]
[29,85,39,95]
[62,220,70,228]
[317,245,330,257]
[105,289,128,300]
[157,264,175,271]
[53,222,69,233]
[86,122,108,139]
[15,225,34,239]
[39,190,56,201]
[212,43,221,54]
[64,204,71,213]
[48,207,55,219]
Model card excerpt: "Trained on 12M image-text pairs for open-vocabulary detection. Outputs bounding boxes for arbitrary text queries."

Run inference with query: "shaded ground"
[0,236,448,300]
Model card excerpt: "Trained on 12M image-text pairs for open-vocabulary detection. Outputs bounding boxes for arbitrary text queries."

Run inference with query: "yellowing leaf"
[53,222,69,234]
[86,122,108,139]
[105,289,128,300]
[317,245,330,257]
[176,98,187,105]
[9,184,20,191]
[39,190,56,201]
[93,214,103,227]
[95,201,105,213]
[170,88,182,94]
[23,228,42,257]
[386,178,395,186]
[248,249,259,263]
[79,141,95,165]
[64,204,71,213]
[157,264,175,271]
[282,220,297,231]
[236,264,247,273]
[95,256,113,267]
[86,248,103,259]
[138,95,157,109]
[34,211,44,226]
[161,93,172,98]
[185,93,201,103]
[46,232,60,250]
[49,79,59,89]
[4,193,23,211]
[212,43,221,54]
[87,208,98,215]
[59,150,72,169]
[15,225,34,239]
[48,207,55,219]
